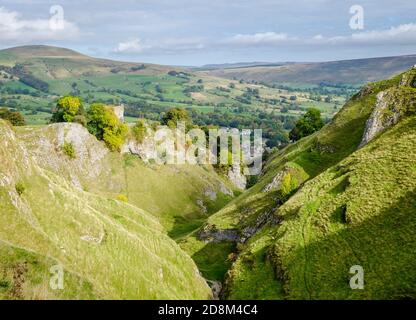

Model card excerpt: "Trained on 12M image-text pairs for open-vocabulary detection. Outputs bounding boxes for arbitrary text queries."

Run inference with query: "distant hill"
[192,62,294,71]
[201,55,416,86]
[0,45,174,79]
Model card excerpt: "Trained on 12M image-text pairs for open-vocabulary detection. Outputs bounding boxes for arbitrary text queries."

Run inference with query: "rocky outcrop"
[121,135,156,162]
[204,188,217,201]
[227,164,247,190]
[207,280,222,300]
[198,224,239,243]
[17,123,110,190]
[359,88,416,148]
[263,171,286,193]
[360,70,416,148]
[196,199,208,214]
[219,183,234,196]
[239,209,280,243]
[111,105,125,123]
[359,91,395,148]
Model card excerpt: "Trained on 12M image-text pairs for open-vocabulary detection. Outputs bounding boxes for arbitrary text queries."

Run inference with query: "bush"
[116,194,128,202]
[132,119,147,143]
[0,108,26,126]
[15,182,26,196]
[87,103,128,151]
[73,115,87,127]
[51,96,84,123]
[62,142,76,159]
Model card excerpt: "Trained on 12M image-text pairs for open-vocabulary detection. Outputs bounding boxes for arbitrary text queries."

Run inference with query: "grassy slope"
[1,120,232,299]
[178,73,402,287]
[208,73,402,232]
[216,69,416,299]
[271,115,416,299]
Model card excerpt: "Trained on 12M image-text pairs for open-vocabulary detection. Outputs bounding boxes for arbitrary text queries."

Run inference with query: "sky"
[0,0,416,66]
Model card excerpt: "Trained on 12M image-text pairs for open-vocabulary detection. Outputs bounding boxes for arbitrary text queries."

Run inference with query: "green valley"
[1,45,416,300]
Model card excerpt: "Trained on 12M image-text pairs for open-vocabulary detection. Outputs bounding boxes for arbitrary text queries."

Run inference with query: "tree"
[132,119,147,143]
[87,103,128,151]
[162,108,190,128]
[289,108,324,141]
[0,108,26,126]
[51,96,84,123]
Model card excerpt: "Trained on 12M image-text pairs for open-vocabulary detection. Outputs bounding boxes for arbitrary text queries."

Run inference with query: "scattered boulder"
[204,188,217,201]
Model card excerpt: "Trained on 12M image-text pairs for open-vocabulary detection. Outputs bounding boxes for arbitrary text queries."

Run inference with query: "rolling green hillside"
[196,68,416,299]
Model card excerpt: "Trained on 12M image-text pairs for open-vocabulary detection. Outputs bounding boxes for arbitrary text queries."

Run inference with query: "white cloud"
[308,23,416,45]
[221,24,416,48]
[0,7,80,43]
[349,23,416,44]
[224,32,296,46]
[114,39,146,53]
[114,23,416,56]
[114,37,205,54]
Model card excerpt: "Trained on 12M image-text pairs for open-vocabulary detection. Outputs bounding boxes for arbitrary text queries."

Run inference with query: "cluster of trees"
[183,85,204,96]
[0,108,26,126]
[51,96,128,151]
[0,84,42,97]
[0,64,49,92]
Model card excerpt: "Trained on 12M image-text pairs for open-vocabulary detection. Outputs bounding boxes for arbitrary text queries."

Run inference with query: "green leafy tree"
[0,108,26,126]
[87,103,128,151]
[132,119,147,143]
[289,108,324,141]
[162,108,190,128]
[51,96,85,123]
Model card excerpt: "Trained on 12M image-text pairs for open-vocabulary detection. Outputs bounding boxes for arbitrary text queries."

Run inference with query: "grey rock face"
[18,123,109,190]
[204,188,217,201]
[219,183,234,196]
[227,164,247,190]
[196,199,208,214]
[263,171,285,193]
[359,91,401,148]
[198,224,239,243]
[121,136,156,162]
